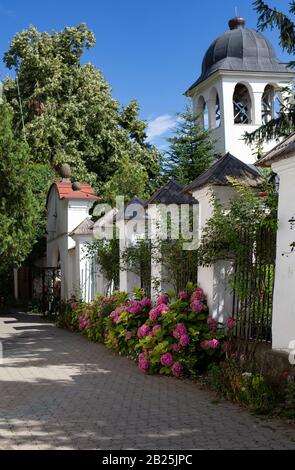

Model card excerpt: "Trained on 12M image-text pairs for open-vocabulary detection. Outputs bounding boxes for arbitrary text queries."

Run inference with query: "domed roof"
[186,17,290,92]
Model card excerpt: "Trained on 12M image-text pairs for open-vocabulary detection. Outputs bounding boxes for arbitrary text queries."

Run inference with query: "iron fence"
[232,226,276,342]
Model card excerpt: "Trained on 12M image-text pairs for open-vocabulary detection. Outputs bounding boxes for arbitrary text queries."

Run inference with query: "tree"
[164,105,215,185]
[102,154,149,206]
[0,102,42,273]
[3,24,161,191]
[246,1,295,145]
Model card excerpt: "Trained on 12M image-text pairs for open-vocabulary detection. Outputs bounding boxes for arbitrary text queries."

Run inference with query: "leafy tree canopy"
[0,101,45,272]
[3,24,161,192]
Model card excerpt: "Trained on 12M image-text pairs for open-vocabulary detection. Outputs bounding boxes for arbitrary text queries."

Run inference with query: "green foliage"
[280,374,295,418]
[3,24,161,192]
[121,239,151,294]
[246,1,295,144]
[164,105,215,185]
[102,154,149,205]
[198,180,278,266]
[207,360,274,414]
[0,101,43,272]
[161,239,198,292]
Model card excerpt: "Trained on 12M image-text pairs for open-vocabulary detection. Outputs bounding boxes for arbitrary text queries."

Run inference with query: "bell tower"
[185,17,295,163]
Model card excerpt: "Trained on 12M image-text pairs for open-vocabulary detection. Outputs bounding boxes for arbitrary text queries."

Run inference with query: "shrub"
[135,284,229,377]
[104,290,151,357]
[207,360,274,414]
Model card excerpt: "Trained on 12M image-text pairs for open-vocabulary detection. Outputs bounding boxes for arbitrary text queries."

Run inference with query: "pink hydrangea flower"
[138,352,150,372]
[140,297,151,308]
[156,294,169,305]
[226,317,235,329]
[207,338,220,349]
[149,307,160,322]
[160,352,174,367]
[126,300,142,314]
[126,331,132,340]
[71,302,78,310]
[178,291,189,300]
[191,287,205,302]
[179,334,190,346]
[78,315,89,331]
[157,303,170,314]
[207,318,218,332]
[172,362,183,377]
[172,323,187,339]
[137,324,151,338]
[110,305,126,323]
[191,299,204,313]
[173,343,182,352]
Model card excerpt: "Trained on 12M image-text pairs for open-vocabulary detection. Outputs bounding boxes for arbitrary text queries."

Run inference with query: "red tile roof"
[48,180,101,204]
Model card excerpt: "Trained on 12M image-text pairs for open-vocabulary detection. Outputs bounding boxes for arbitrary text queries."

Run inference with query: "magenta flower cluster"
[149,303,170,322]
[201,338,220,350]
[178,291,189,300]
[138,351,150,372]
[137,324,151,338]
[190,287,206,313]
[156,295,169,305]
[226,317,235,329]
[79,314,89,331]
[160,352,174,367]
[207,318,218,332]
[159,353,183,377]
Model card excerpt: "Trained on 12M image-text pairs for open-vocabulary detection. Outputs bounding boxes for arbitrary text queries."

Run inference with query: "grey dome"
[187,18,290,92]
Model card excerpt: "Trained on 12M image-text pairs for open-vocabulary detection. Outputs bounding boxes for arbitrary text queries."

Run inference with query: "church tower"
[185,17,295,163]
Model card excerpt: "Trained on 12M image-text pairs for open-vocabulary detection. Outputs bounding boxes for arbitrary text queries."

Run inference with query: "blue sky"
[0,0,292,150]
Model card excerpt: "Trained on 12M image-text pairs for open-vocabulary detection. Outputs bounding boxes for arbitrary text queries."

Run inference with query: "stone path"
[0,312,294,450]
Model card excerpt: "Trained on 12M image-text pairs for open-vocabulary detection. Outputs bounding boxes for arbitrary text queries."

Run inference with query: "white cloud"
[146,114,176,142]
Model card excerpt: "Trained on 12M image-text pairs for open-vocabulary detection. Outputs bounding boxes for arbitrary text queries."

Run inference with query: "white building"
[46,167,101,302]
[186,16,294,163]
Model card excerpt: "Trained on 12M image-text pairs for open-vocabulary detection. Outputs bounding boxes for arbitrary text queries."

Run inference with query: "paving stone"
[0,312,295,450]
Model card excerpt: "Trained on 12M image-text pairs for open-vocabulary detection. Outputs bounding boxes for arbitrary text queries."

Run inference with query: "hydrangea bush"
[59,283,235,379]
[135,283,231,377]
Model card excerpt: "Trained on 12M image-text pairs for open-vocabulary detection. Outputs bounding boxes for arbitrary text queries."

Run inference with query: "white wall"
[271,155,295,351]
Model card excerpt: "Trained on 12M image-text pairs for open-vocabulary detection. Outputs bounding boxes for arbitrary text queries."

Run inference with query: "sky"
[0,0,292,150]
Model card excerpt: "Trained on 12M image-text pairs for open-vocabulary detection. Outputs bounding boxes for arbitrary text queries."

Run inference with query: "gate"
[32,266,61,315]
[232,226,276,342]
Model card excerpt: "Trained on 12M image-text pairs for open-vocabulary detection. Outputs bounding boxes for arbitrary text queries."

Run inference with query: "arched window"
[195,96,209,130]
[233,83,252,124]
[215,93,221,128]
[261,84,282,123]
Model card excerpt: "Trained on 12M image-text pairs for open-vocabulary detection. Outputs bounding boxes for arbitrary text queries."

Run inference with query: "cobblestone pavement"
[0,312,294,450]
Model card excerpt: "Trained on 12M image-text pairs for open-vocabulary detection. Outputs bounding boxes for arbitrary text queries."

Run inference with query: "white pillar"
[193,185,234,322]
[119,220,141,294]
[271,156,295,351]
